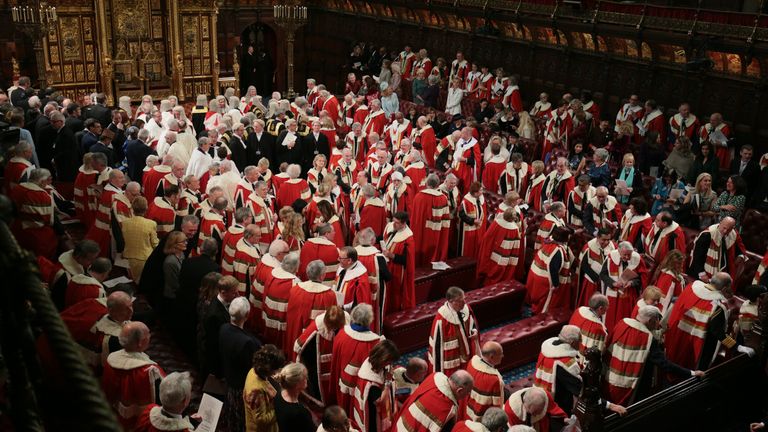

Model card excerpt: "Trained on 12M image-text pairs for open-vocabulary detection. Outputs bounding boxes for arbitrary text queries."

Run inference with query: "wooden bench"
[414,256,477,304]
[384,280,527,353]
[480,308,572,372]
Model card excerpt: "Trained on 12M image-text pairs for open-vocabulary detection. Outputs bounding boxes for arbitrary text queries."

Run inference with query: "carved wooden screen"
[180,1,218,99]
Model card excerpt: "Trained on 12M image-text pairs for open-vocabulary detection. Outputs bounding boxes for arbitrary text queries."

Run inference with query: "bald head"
[481,341,504,367]
[107,291,133,322]
[448,370,474,400]
[118,321,150,352]
[405,357,429,383]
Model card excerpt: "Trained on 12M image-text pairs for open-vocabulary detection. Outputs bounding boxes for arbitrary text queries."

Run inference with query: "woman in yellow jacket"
[121,196,159,282]
[244,345,286,432]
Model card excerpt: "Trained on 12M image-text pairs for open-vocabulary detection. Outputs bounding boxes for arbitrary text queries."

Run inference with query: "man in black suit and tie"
[229,122,249,172]
[34,104,58,171]
[85,93,112,130]
[11,76,32,110]
[247,119,275,166]
[50,111,80,181]
[302,119,330,174]
[65,103,84,133]
[80,118,102,155]
[201,275,239,378]
[730,144,760,198]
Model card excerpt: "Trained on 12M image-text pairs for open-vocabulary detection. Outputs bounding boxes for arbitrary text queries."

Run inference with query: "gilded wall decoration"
[112,0,149,39]
[183,16,199,54]
[61,17,83,60]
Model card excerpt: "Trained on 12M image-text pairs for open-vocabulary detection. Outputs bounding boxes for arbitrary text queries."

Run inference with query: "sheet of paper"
[103,276,132,288]
[614,179,628,190]
[668,188,684,200]
[195,393,223,432]
[649,166,659,178]
[709,129,728,146]
[431,261,451,271]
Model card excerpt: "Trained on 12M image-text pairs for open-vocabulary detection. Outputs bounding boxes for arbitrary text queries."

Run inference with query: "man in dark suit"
[275,118,303,167]
[106,110,127,164]
[302,119,330,174]
[89,129,116,167]
[229,122,249,172]
[125,128,156,183]
[65,103,84,133]
[201,275,239,378]
[34,105,58,170]
[246,118,275,166]
[50,112,79,181]
[85,93,112,130]
[81,118,102,155]
[11,76,31,110]
[730,144,760,198]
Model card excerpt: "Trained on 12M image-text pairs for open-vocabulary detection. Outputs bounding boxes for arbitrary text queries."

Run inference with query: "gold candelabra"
[273,4,308,98]
[12,2,58,88]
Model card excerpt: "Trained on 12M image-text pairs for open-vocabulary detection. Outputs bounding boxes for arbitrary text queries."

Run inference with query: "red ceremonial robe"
[276,178,311,210]
[367,162,394,193]
[452,137,482,194]
[10,182,58,258]
[331,324,382,413]
[134,404,194,432]
[533,337,581,395]
[231,237,261,299]
[636,109,666,146]
[220,224,245,275]
[299,237,340,285]
[604,318,654,405]
[146,197,177,238]
[352,359,394,432]
[752,250,768,285]
[692,223,744,281]
[482,155,507,194]
[669,113,699,141]
[382,223,416,313]
[412,125,437,169]
[385,119,413,151]
[535,212,566,251]
[4,156,33,192]
[577,238,617,307]
[601,250,649,332]
[476,217,522,287]
[249,254,280,335]
[410,189,451,266]
[293,311,345,403]
[384,181,411,220]
[618,210,652,249]
[359,197,387,240]
[699,122,732,170]
[56,298,113,366]
[542,170,576,205]
[567,185,596,227]
[653,269,684,316]
[142,165,172,203]
[363,110,387,137]
[531,101,553,119]
[644,221,686,264]
[394,372,460,432]
[526,242,573,314]
[102,350,166,430]
[464,355,505,421]
[284,280,337,352]
[197,210,225,254]
[503,85,523,112]
[405,161,427,196]
[569,306,608,354]
[458,193,487,258]
[588,195,623,232]
[73,166,99,227]
[261,267,300,348]
[542,111,573,159]
[505,388,565,432]
[501,161,530,197]
[525,174,546,212]
[355,245,387,332]
[85,184,121,258]
[65,274,106,309]
[334,261,372,312]
[428,302,478,376]
[665,280,730,370]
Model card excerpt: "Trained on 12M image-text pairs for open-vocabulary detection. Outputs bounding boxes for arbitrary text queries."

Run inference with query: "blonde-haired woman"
[682,172,718,229]
[517,110,537,140]
[281,213,306,252]
[307,154,330,194]
[274,362,315,432]
[614,153,643,204]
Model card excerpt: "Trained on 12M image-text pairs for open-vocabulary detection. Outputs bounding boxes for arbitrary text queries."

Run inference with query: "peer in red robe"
[299,232,340,285]
[334,250,372,312]
[618,203,652,251]
[382,217,416,314]
[525,171,546,213]
[363,104,387,137]
[541,159,576,205]
[687,220,745,283]
[457,185,487,259]
[134,404,194,432]
[393,372,463,432]
[501,158,530,197]
[386,115,413,151]
[576,234,617,307]
[72,163,102,227]
[412,120,438,169]
[359,193,387,240]
[643,212,686,263]
[351,354,397,432]
[65,270,107,309]
[699,114,732,170]
[603,316,655,405]
[534,207,567,251]
[482,151,507,194]
[542,103,573,160]
[384,173,412,220]
[197,207,226,255]
[452,130,482,194]
[147,195,179,238]
[476,210,522,287]
[569,304,609,354]
[526,228,574,314]
[142,163,173,203]
[276,176,311,210]
[429,293,479,376]
[231,233,261,299]
[85,180,125,258]
[293,307,347,403]
[249,247,284,333]
[464,348,505,421]
[10,179,60,258]
[600,247,649,332]
[505,387,566,432]
[410,186,451,266]
[220,222,246,276]
[669,105,699,142]
[636,103,666,146]
[261,263,300,349]
[330,319,382,414]
[284,274,338,354]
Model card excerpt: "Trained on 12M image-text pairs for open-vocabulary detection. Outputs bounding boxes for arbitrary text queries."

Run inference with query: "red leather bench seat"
[480,308,572,372]
[414,256,477,304]
[384,280,527,353]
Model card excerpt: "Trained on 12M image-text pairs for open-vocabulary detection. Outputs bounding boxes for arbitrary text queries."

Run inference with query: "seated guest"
[650,168,685,216]
[244,345,286,432]
[569,294,610,354]
[133,372,194,432]
[102,322,166,430]
[614,153,643,205]
[687,141,719,186]
[663,136,696,182]
[604,306,704,405]
[394,370,474,432]
[275,362,316,432]
[504,387,565,431]
[681,173,718,230]
[587,148,611,189]
[568,141,587,174]
[65,257,111,308]
[666,273,755,370]
[219,297,262,432]
[713,175,747,226]
[121,197,159,283]
[350,340,401,432]
[392,357,429,400]
[465,342,506,421]
[527,227,574,314]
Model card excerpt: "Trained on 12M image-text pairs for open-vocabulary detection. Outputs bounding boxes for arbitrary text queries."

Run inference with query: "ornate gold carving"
[113,0,149,39]
[83,17,93,40]
[152,16,163,37]
[201,16,209,38]
[183,16,199,54]
[61,17,82,60]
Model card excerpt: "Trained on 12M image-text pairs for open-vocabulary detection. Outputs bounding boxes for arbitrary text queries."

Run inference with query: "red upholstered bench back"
[414,256,477,304]
[383,280,527,353]
[741,209,768,254]
[480,308,572,372]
